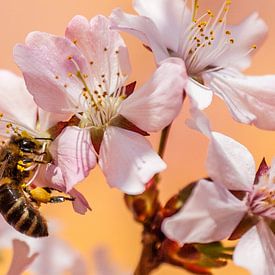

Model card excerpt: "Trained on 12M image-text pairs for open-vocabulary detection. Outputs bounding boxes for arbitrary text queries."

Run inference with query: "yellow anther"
[252,44,257,49]
[67,56,73,60]
[67,72,73,77]
[225,30,231,35]
[73,39,77,44]
[230,38,234,44]
[0,113,3,118]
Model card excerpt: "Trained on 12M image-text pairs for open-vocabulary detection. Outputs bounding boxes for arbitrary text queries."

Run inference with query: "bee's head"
[13,136,42,153]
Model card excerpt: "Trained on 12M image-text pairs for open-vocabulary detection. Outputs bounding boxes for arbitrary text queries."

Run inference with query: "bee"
[0,132,74,238]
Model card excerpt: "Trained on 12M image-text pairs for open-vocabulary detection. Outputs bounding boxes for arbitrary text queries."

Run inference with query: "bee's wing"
[0,157,9,179]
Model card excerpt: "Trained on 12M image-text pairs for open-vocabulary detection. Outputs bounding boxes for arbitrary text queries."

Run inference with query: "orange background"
[1,0,275,274]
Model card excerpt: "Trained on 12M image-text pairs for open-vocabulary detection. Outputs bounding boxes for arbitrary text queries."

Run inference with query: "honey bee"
[0,132,74,238]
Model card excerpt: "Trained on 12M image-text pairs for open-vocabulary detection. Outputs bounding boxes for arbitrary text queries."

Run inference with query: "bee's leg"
[49,195,75,203]
[27,186,75,204]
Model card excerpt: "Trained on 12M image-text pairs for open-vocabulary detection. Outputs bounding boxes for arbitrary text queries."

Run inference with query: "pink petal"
[69,188,92,215]
[133,0,191,53]
[0,70,38,130]
[207,131,256,191]
[162,179,247,245]
[38,108,73,132]
[119,58,187,132]
[98,126,166,195]
[233,221,275,275]
[110,8,169,63]
[66,15,131,92]
[216,13,267,70]
[6,239,38,275]
[48,126,96,191]
[204,69,275,130]
[186,78,213,110]
[14,31,89,113]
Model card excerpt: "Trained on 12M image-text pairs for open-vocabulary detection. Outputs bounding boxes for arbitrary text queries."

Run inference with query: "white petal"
[98,126,166,195]
[216,13,268,70]
[207,131,256,191]
[234,221,275,275]
[133,0,191,53]
[119,58,186,132]
[110,8,169,63]
[162,179,247,245]
[186,78,213,110]
[204,69,275,130]
[185,107,211,138]
[0,70,37,130]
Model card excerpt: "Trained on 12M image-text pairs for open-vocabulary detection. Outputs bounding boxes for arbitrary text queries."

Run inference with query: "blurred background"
[1,0,275,274]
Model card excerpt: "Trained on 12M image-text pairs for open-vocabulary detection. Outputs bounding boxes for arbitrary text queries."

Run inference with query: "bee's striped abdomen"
[0,183,48,237]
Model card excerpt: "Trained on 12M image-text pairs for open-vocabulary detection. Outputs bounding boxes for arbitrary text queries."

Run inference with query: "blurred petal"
[99,126,166,195]
[204,69,275,130]
[162,179,247,245]
[6,239,38,275]
[71,256,87,275]
[49,126,96,191]
[207,132,256,191]
[216,13,267,70]
[14,31,89,113]
[110,8,169,63]
[119,58,186,132]
[30,234,82,275]
[66,15,131,91]
[0,70,37,130]
[186,78,213,110]
[133,0,191,53]
[234,221,275,275]
[93,247,131,275]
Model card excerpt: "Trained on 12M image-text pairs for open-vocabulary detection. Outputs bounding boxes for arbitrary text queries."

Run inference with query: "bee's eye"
[19,139,36,152]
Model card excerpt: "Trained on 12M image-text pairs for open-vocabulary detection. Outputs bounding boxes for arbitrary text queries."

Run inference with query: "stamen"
[192,0,199,22]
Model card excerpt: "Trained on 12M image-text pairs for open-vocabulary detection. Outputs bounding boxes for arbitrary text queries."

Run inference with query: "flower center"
[176,0,256,79]
[248,183,275,220]
[65,53,126,130]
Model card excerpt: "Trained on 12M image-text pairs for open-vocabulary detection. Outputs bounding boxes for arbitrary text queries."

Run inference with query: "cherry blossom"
[14,15,187,195]
[0,218,87,275]
[162,110,275,274]
[0,70,91,214]
[110,0,275,130]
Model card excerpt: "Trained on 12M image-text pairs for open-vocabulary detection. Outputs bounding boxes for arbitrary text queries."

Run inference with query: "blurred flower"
[111,0,275,130]
[14,15,187,195]
[6,239,38,275]
[0,218,87,275]
[0,70,90,214]
[162,109,275,274]
[93,247,130,275]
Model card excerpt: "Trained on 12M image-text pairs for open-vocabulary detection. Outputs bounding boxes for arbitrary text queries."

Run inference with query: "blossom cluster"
[0,0,275,274]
